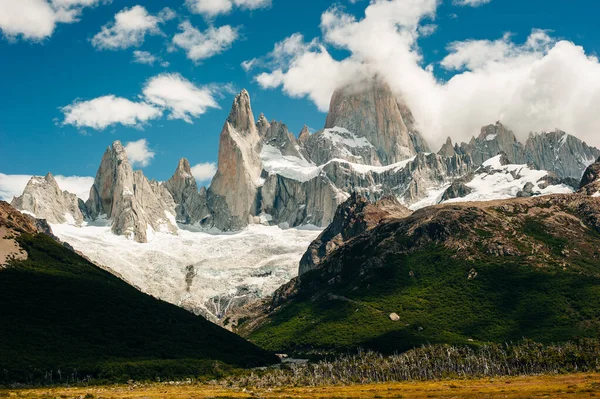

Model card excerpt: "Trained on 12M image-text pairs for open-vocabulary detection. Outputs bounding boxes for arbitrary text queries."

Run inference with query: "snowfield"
[51,221,321,322]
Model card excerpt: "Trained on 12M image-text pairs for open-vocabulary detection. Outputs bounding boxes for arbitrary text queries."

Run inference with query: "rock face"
[579,157,600,196]
[299,193,412,276]
[11,173,86,225]
[454,122,600,180]
[164,158,209,225]
[208,90,263,231]
[525,130,600,180]
[86,141,177,243]
[309,77,427,166]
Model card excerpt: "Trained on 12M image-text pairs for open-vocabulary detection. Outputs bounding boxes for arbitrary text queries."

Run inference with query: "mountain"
[438,153,572,203]
[13,81,599,237]
[306,77,428,165]
[11,172,86,225]
[86,140,178,243]
[164,158,210,225]
[8,77,600,324]
[452,122,600,180]
[241,190,600,354]
[0,201,277,383]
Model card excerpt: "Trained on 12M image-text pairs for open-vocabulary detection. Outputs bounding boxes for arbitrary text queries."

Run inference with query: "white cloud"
[133,50,159,65]
[0,173,94,201]
[142,73,221,123]
[172,21,238,62]
[0,0,103,41]
[61,95,162,130]
[186,0,270,18]
[249,0,600,148]
[92,6,175,50]
[191,162,217,184]
[453,0,492,6]
[124,139,155,167]
[62,74,222,129]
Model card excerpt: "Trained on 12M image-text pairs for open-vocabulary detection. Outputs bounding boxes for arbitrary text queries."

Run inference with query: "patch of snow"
[445,162,574,204]
[559,132,569,148]
[63,212,76,226]
[335,157,416,174]
[19,210,37,218]
[260,145,321,182]
[485,134,497,141]
[322,126,375,149]
[259,212,273,224]
[50,223,321,321]
[408,184,452,211]
[482,154,504,169]
[164,210,177,226]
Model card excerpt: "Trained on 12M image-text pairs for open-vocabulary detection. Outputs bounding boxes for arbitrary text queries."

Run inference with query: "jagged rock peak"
[86,140,177,242]
[477,122,518,143]
[324,76,422,165]
[175,158,193,177]
[227,89,256,134]
[11,172,86,226]
[438,137,456,157]
[579,157,600,196]
[298,125,310,142]
[208,90,263,230]
[299,192,412,275]
[164,157,210,225]
[256,112,271,137]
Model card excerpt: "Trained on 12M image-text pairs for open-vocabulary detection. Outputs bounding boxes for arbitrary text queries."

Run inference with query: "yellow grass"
[4,373,600,399]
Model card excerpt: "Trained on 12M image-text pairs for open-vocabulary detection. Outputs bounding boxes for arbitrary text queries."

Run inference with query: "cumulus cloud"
[172,21,238,62]
[186,0,271,18]
[0,0,104,41]
[142,73,221,123]
[132,50,158,65]
[61,95,162,130]
[61,74,222,129]
[124,139,155,167]
[92,5,175,50]
[248,0,600,148]
[0,173,94,201]
[453,0,492,6]
[191,162,217,184]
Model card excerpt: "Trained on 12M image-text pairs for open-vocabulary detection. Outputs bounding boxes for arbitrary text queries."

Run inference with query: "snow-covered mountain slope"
[51,221,321,324]
[409,154,574,209]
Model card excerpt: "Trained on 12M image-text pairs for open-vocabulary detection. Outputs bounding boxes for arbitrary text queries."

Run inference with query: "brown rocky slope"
[239,182,600,353]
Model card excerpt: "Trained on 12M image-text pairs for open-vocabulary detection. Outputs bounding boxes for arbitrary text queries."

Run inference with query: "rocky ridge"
[299,192,412,276]
[11,80,600,241]
[240,189,600,352]
[447,122,600,180]
[11,173,86,225]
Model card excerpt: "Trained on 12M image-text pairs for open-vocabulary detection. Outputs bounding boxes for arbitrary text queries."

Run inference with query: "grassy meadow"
[4,373,600,399]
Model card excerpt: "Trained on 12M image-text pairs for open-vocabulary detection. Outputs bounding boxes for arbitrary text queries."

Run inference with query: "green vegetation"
[248,221,600,354]
[0,233,277,385]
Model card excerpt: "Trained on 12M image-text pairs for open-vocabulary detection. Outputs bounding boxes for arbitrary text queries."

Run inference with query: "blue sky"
[1,0,600,199]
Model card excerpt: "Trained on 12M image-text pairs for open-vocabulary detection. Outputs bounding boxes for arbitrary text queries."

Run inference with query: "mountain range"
[9,76,600,323]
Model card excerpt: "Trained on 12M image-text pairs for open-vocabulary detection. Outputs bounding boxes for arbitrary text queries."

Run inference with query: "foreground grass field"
[5,373,600,399]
